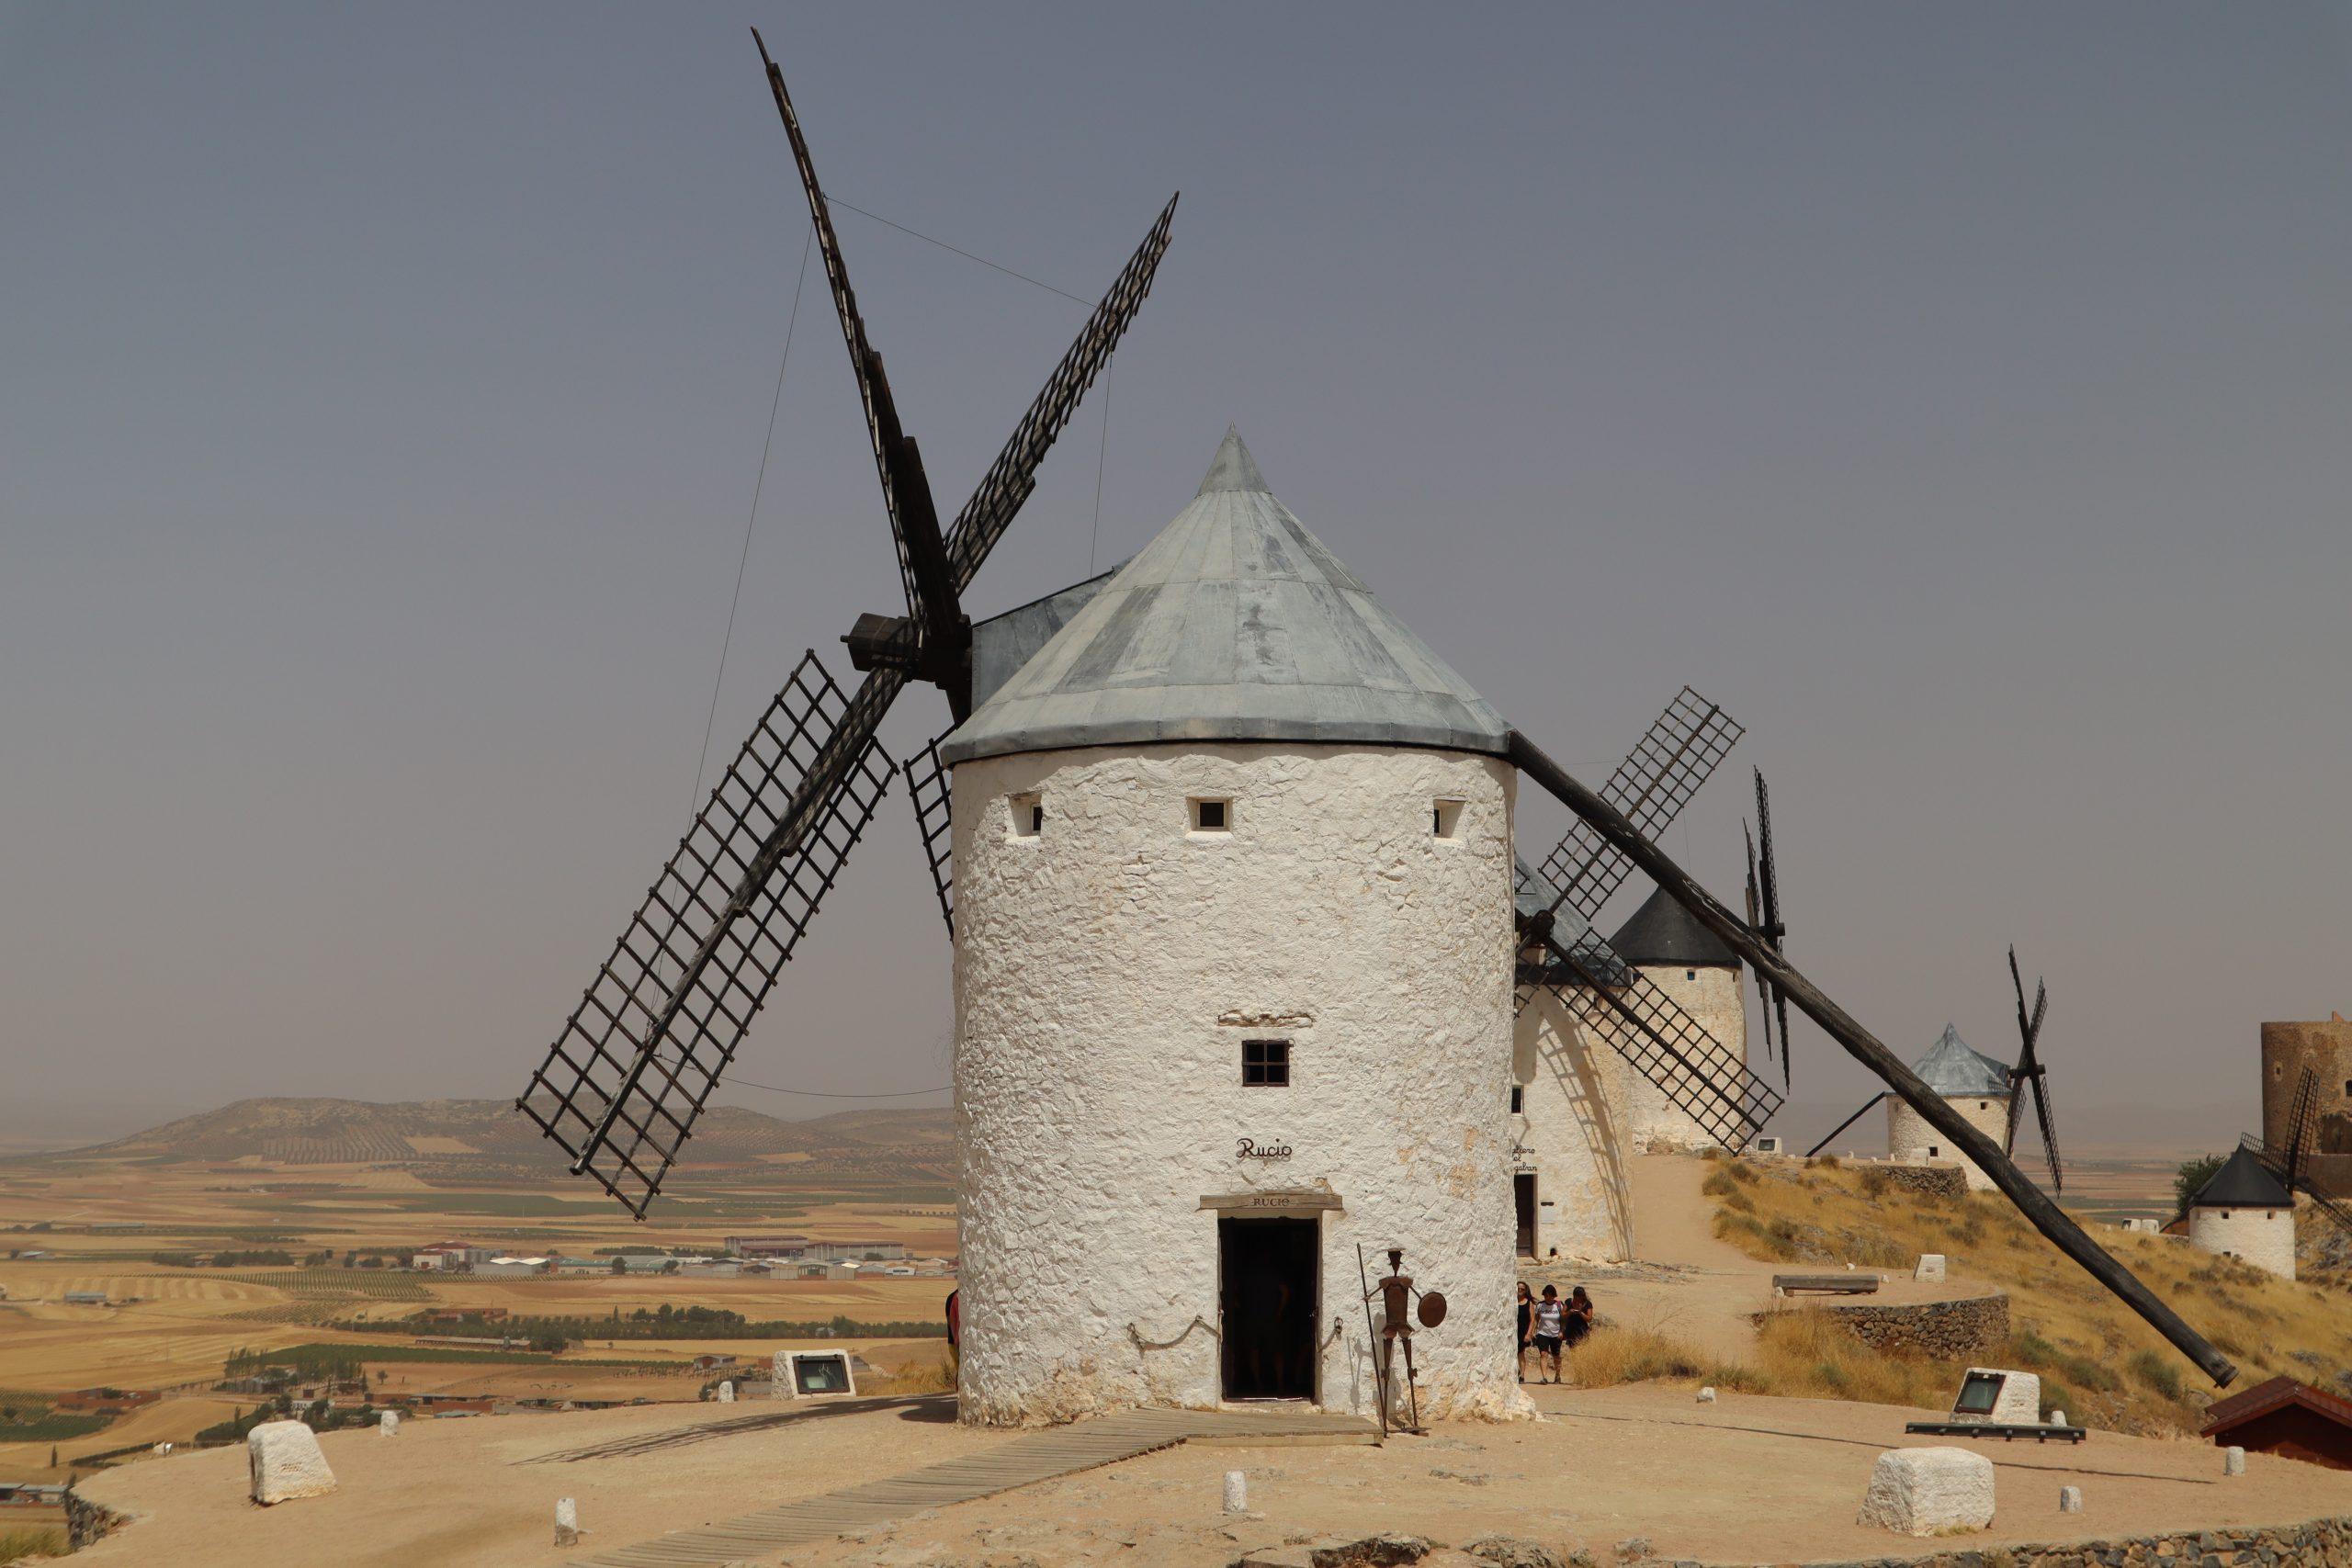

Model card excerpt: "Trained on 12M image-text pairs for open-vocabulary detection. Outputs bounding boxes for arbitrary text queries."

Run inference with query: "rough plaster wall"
[952,742,1524,1427]
[1887,1095,2013,1191]
[1623,963,1747,1150]
[2189,1204,2298,1280]
[1510,991,1635,1262]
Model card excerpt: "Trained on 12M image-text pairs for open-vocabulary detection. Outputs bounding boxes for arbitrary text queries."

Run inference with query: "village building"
[943,430,1521,1427]
[1887,1024,2012,1191]
[2200,1376,2352,1470]
[2184,1145,2298,1280]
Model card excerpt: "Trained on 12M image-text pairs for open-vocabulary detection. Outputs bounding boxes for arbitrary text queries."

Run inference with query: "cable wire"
[688,223,817,819]
[722,1074,950,1100]
[1087,369,1111,575]
[826,193,1093,306]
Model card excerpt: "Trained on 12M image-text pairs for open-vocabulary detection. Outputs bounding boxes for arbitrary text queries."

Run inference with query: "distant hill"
[29,1096,951,1173]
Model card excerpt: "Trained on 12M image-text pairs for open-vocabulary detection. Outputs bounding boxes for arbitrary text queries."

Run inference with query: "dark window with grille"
[1243,1039,1289,1087]
[1510,1085,1524,1113]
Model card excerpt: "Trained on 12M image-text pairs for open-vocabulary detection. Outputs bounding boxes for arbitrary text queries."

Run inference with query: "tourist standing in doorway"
[1514,1282,1532,1382]
[1531,1284,1567,1383]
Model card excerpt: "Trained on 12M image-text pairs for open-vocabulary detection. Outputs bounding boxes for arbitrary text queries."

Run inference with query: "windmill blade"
[941,192,1179,596]
[906,726,956,939]
[2283,1066,2319,1193]
[1754,768,1792,1091]
[2004,947,2033,1155]
[1520,923,1784,1151]
[1537,687,1744,922]
[1743,821,1775,1066]
[517,652,900,1216]
[2030,1073,2064,1193]
[752,29,956,651]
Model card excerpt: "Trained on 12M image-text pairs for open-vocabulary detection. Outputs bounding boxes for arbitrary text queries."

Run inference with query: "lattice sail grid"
[1540,687,1744,922]
[517,652,895,1216]
[907,730,955,938]
[1528,943,1783,1151]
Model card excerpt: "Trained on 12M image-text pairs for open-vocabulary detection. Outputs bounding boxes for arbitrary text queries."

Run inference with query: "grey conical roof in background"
[2188,1146,2295,1209]
[1913,1024,2013,1096]
[1610,884,1741,969]
[937,428,1511,766]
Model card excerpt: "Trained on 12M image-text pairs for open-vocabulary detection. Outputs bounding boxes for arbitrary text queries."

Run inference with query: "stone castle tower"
[2261,1014,2352,1200]
[1886,1024,2012,1191]
[941,430,1523,1427]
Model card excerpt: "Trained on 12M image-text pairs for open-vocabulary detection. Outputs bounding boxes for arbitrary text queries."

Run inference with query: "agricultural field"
[0,1097,957,1483]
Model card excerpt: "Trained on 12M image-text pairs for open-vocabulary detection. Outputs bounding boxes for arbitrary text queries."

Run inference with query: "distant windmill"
[1744,768,1792,1092]
[2003,947,2062,1193]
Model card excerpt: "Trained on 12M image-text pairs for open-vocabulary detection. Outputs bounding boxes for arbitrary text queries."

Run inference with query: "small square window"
[1242,1038,1289,1087]
[1509,1085,1524,1114]
[1431,799,1464,839]
[1686,970,1698,982]
[1009,793,1042,839]
[1190,797,1230,833]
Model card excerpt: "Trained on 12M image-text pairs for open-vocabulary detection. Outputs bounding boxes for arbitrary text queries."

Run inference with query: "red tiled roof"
[2200,1375,2352,1438]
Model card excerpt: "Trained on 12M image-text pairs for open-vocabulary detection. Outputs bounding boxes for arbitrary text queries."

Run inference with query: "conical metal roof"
[2188,1146,2294,1209]
[937,428,1510,765]
[1610,883,1741,969]
[1914,1024,2013,1097]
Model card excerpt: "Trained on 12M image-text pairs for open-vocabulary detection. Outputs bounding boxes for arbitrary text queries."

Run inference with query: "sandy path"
[72,1382,2352,1567]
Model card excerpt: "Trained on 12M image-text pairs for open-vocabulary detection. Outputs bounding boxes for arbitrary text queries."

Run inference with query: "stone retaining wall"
[64,1486,128,1550]
[1752,1292,2011,1365]
[1780,1510,2352,1567]
[1864,1163,1971,1201]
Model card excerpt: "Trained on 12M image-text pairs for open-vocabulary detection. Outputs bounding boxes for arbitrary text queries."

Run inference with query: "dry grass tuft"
[0,1526,68,1563]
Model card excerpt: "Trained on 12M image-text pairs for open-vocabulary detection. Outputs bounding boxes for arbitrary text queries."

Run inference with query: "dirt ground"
[70,1381,2352,1568]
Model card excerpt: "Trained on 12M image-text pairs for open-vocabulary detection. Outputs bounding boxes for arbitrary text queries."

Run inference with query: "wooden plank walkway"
[573,1404,1375,1568]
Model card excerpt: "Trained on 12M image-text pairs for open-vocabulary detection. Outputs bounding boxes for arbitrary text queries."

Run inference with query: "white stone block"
[716,1381,734,1403]
[555,1497,581,1547]
[247,1420,336,1506]
[2048,1409,2065,1427]
[1856,1447,1996,1537]
[2058,1484,2082,1513]
[1915,1254,1947,1282]
[2224,1446,2245,1476]
[1960,1367,2040,1426]
[1223,1470,1247,1514]
[379,1410,399,1437]
[1696,1387,1716,1403]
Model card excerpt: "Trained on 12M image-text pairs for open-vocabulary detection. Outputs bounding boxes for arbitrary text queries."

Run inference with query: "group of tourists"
[1513,1280,1593,1384]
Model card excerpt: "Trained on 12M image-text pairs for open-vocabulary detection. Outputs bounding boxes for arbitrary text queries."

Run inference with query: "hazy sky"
[5,5,2347,1148]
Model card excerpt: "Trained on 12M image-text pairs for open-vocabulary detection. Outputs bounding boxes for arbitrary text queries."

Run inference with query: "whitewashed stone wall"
[1888,1095,2013,1191]
[953,742,1523,1427]
[1623,963,1747,1151]
[1510,988,1635,1262]
[2188,1203,2297,1280]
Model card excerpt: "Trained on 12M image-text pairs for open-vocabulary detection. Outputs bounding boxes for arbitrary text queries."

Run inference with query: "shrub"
[2174,1155,2227,1220]
[2129,1348,2185,1402]
[1859,1168,1890,1199]
[0,1528,69,1562]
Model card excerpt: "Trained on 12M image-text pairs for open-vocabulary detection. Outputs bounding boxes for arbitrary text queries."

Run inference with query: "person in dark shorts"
[1530,1284,1567,1382]
[1514,1281,1533,1382]
[1563,1285,1595,1356]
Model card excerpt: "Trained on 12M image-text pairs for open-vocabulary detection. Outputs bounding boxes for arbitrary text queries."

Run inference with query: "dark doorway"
[1218,1216,1317,1401]
[1514,1173,1537,1257]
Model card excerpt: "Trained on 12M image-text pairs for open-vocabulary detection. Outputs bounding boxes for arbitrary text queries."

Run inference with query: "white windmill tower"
[942,428,1522,1423]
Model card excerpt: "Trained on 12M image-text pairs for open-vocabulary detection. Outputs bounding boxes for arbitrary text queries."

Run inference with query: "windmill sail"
[907,728,956,938]
[518,653,897,1215]
[1753,768,1792,1091]
[1537,687,1743,921]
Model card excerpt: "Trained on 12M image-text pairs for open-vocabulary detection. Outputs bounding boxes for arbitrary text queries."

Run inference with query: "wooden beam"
[1506,728,2236,1387]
